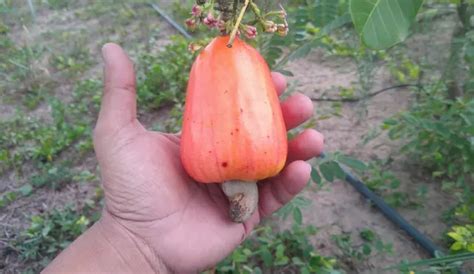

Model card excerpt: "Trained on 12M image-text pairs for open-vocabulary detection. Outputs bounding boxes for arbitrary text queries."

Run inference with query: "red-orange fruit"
[180,36,287,183]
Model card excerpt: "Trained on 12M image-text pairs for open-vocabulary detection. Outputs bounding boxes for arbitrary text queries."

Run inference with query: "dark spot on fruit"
[230,131,233,136]
[224,90,229,94]
[222,162,228,167]
[208,150,212,154]
[267,135,270,139]
[240,108,243,113]
[235,128,239,132]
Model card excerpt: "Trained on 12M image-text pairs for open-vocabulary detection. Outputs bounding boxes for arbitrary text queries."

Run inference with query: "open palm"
[93,44,324,273]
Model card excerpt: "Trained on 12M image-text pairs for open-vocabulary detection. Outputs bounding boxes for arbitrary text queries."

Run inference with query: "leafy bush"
[380,0,474,260]
[360,161,428,208]
[137,36,194,110]
[15,206,92,269]
[383,86,474,185]
[30,164,74,190]
[332,229,393,263]
[448,225,474,253]
[217,225,340,273]
[0,79,99,174]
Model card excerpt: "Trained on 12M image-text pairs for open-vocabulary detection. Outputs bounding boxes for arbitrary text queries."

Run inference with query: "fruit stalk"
[227,0,250,47]
[181,37,287,225]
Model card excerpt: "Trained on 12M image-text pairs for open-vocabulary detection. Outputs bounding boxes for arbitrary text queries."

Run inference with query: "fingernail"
[302,162,312,174]
[101,43,114,65]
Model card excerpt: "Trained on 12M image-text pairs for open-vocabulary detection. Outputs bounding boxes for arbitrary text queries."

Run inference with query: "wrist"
[43,211,170,274]
[96,211,171,273]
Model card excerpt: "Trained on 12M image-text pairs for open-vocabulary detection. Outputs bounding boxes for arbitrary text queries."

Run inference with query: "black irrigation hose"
[345,166,441,256]
[310,84,423,102]
[149,3,467,273]
[319,153,442,255]
[321,153,467,274]
[150,3,193,40]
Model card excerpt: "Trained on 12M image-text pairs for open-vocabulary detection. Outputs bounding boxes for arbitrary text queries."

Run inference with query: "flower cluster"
[258,6,289,37]
[185,2,225,33]
[185,0,289,41]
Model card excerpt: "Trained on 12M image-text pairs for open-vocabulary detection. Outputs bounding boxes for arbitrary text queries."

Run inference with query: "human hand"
[91,43,324,273]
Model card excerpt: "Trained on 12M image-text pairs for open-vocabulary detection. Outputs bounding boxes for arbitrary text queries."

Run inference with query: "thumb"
[95,43,138,138]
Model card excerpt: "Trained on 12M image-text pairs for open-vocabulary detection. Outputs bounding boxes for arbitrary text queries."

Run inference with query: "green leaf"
[274,69,294,77]
[260,247,273,267]
[311,167,322,185]
[467,243,474,252]
[448,231,464,242]
[312,0,338,27]
[331,161,347,178]
[293,207,303,225]
[319,162,335,182]
[19,184,33,196]
[349,0,424,49]
[320,161,346,181]
[337,155,368,171]
[288,42,315,62]
[451,241,463,251]
[360,229,376,242]
[362,244,372,255]
[292,257,304,266]
[320,13,353,35]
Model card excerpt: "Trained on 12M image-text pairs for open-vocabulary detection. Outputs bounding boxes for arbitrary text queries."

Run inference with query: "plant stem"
[227,0,250,48]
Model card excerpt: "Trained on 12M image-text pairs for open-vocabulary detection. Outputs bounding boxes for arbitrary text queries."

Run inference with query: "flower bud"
[244,25,257,39]
[188,43,202,53]
[185,18,197,31]
[263,21,277,33]
[191,5,202,17]
[203,12,218,28]
[276,24,289,36]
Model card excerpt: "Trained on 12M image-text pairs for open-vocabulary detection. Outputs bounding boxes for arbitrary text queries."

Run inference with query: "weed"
[0,190,18,208]
[310,152,368,186]
[151,103,185,133]
[217,225,340,273]
[14,205,94,271]
[33,98,88,162]
[137,36,194,111]
[361,160,415,208]
[332,229,392,265]
[384,85,474,183]
[276,195,312,226]
[0,42,48,100]
[45,0,73,10]
[0,81,97,174]
[30,163,74,190]
[447,225,474,253]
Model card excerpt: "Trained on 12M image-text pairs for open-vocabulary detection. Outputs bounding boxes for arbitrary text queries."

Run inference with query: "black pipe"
[346,168,440,255]
[150,3,193,40]
[321,153,466,273]
[319,153,441,256]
